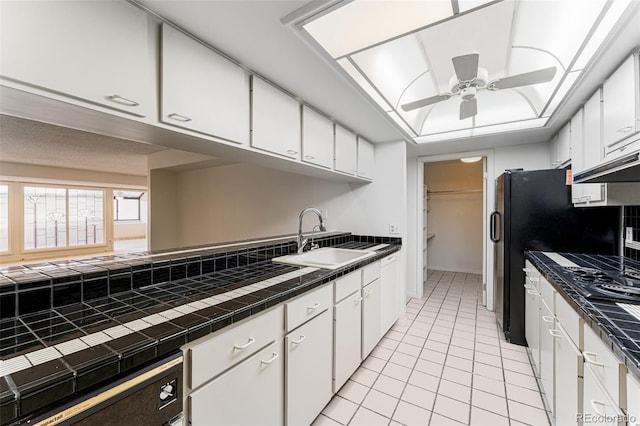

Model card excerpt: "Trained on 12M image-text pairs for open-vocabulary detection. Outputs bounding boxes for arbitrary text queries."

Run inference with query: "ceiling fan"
[401,53,557,120]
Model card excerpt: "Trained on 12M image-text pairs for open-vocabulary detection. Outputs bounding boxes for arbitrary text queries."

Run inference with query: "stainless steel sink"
[272,247,376,270]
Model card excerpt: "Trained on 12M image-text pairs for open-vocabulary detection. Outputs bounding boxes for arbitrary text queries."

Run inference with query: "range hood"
[573,149,640,183]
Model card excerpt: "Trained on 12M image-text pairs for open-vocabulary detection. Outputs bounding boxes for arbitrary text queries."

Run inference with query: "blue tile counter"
[525,251,640,382]
[0,232,401,425]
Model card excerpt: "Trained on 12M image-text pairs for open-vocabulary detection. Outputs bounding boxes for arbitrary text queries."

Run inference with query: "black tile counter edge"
[0,239,401,425]
[524,251,640,382]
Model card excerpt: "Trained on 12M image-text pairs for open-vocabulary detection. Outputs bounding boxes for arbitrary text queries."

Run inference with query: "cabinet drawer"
[189,306,283,389]
[189,340,284,426]
[285,284,332,332]
[334,271,361,303]
[362,261,380,286]
[583,324,624,405]
[555,293,581,347]
[583,364,624,424]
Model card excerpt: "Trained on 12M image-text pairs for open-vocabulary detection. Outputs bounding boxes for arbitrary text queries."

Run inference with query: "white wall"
[150,141,406,239]
[493,141,551,174]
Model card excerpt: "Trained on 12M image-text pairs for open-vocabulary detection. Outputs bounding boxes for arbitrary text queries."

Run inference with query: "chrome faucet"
[297,208,326,254]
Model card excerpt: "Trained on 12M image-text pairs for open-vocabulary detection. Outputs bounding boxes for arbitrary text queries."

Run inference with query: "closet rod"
[426,189,483,194]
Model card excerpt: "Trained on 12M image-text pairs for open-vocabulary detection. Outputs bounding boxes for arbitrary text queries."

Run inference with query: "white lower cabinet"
[333,288,363,392]
[524,262,541,375]
[362,278,381,359]
[627,373,640,426]
[285,309,333,426]
[189,340,284,426]
[539,296,556,415]
[380,254,399,337]
[553,323,582,426]
[185,255,400,424]
[583,364,624,426]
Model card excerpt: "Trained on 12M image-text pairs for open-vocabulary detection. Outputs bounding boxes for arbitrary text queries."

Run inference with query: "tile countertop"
[525,251,640,381]
[0,232,401,425]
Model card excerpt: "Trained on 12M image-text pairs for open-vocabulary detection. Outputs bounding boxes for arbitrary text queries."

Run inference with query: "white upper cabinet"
[161,24,249,144]
[603,52,640,156]
[301,106,334,169]
[573,92,605,205]
[551,123,571,168]
[334,125,358,175]
[357,138,375,180]
[251,76,301,159]
[0,1,153,117]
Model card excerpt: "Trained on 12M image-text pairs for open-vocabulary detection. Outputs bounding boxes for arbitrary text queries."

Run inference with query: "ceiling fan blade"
[491,67,557,90]
[460,98,477,120]
[401,94,451,112]
[452,53,479,81]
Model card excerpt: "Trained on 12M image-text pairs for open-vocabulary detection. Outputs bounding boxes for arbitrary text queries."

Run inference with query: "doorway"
[416,151,495,309]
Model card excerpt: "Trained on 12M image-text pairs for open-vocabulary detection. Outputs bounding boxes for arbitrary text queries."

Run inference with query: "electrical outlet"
[389,224,399,234]
[321,208,328,220]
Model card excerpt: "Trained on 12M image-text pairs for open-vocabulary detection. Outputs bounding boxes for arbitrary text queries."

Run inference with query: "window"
[113,191,144,221]
[0,185,8,252]
[23,186,104,250]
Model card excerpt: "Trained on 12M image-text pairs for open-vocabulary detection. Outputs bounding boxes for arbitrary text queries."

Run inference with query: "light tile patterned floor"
[313,270,550,426]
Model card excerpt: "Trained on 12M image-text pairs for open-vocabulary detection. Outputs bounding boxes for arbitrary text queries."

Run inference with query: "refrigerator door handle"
[490,211,500,242]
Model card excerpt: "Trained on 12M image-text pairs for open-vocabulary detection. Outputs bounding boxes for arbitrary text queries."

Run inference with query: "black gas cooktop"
[548,263,640,303]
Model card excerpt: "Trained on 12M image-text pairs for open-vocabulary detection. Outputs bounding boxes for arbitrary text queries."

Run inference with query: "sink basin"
[273,247,376,270]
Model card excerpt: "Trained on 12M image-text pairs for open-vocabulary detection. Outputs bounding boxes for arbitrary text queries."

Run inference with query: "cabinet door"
[539,299,555,416]
[380,255,398,337]
[286,310,333,426]
[553,324,581,426]
[584,89,604,169]
[557,123,571,167]
[0,1,153,117]
[524,267,541,376]
[357,138,375,180]
[189,341,284,426]
[334,291,362,392]
[362,279,381,359]
[251,76,301,159]
[161,24,249,144]
[627,373,640,426]
[334,125,357,175]
[583,324,623,404]
[301,106,333,169]
[603,53,639,150]
[583,365,624,426]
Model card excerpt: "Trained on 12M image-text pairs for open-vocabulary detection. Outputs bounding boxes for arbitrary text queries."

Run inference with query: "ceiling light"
[461,156,482,163]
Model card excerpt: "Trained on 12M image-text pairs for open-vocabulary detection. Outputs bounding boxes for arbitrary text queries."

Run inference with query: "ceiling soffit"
[299,0,630,144]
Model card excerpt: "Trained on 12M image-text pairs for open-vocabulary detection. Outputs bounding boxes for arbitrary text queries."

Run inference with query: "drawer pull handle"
[541,316,555,323]
[168,113,192,122]
[307,303,320,312]
[364,289,373,296]
[524,284,533,289]
[233,337,256,350]
[108,94,139,107]
[590,400,607,416]
[527,290,539,295]
[354,296,364,305]
[286,149,298,155]
[549,329,563,338]
[522,268,531,273]
[304,155,315,159]
[530,277,539,282]
[583,351,605,367]
[260,352,279,365]
[616,126,633,133]
[291,335,306,345]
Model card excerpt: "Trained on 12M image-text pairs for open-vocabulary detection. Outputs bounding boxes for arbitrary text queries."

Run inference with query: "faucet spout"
[297,208,326,254]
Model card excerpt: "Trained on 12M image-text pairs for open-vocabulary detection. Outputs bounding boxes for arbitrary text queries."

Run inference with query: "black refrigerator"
[492,169,620,345]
